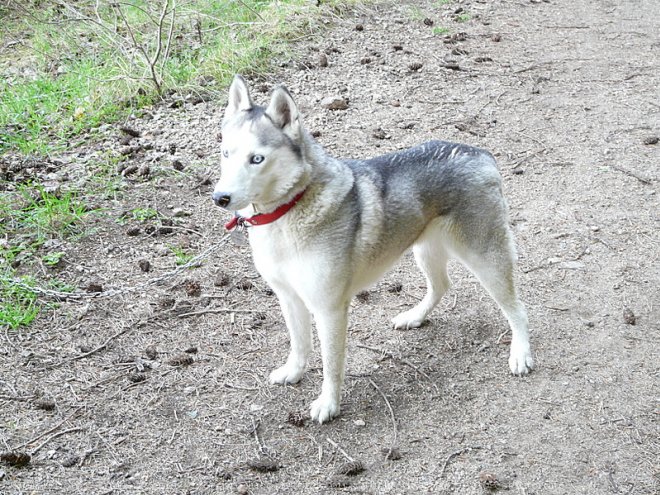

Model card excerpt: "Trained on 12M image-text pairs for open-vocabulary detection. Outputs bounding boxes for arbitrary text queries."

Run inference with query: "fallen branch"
[356,343,436,386]
[368,378,398,461]
[607,164,652,185]
[439,446,483,478]
[326,437,355,462]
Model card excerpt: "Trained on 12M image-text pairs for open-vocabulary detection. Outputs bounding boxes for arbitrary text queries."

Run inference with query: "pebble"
[320,96,349,110]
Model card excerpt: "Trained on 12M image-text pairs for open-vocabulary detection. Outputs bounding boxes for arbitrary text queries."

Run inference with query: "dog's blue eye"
[250,155,265,165]
[222,149,229,158]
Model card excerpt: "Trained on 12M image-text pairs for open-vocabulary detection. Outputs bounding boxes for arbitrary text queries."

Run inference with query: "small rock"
[184,345,198,354]
[319,52,328,67]
[423,17,434,26]
[392,43,403,51]
[360,57,372,65]
[237,484,249,495]
[353,419,366,426]
[310,130,322,138]
[491,33,502,42]
[355,24,364,31]
[138,259,151,272]
[171,159,185,171]
[320,96,349,110]
[623,308,636,325]
[643,136,658,145]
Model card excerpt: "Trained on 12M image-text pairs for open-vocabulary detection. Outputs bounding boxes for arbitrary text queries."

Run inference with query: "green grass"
[169,245,194,266]
[0,183,92,328]
[433,26,450,35]
[0,0,352,156]
[0,277,40,329]
[455,13,471,22]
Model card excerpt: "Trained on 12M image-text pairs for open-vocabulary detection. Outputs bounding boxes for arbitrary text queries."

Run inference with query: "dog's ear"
[225,75,253,120]
[266,85,301,140]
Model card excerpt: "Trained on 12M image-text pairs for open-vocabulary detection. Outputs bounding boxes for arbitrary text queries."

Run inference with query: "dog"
[212,75,534,423]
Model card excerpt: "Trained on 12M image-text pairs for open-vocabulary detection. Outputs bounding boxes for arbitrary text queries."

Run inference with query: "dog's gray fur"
[213,75,534,423]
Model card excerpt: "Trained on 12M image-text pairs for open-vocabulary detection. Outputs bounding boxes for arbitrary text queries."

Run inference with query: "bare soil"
[1,0,658,493]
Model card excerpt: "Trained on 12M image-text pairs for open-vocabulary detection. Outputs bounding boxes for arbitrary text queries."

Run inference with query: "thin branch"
[31,428,83,455]
[368,378,398,461]
[67,326,132,362]
[326,437,355,462]
[14,408,83,450]
[439,446,483,478]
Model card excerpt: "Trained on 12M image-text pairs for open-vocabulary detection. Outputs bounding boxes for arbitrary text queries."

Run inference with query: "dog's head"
[212,75,310,212]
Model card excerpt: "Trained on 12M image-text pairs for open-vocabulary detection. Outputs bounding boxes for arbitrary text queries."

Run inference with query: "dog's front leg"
[269,289,312,385]
[310,304,349,424]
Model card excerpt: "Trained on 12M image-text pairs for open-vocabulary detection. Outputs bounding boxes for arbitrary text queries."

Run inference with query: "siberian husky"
[213,75,534,423]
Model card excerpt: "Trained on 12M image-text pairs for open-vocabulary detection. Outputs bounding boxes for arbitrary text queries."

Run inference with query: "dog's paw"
[391,309,426,330]
[269,364,304,385]
[509,345,534,376]
[310,394,340,424]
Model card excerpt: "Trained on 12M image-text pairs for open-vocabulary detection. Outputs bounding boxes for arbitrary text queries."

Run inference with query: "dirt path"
[2,0,658,493]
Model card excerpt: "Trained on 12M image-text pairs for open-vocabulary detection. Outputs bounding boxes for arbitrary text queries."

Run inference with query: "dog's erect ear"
[265,85,301,139]
[225,75,253,120]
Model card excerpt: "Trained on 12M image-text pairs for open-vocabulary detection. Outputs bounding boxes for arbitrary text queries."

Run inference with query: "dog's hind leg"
[450,231,534,376]
[392,221,451,330]
[269,288,312,385]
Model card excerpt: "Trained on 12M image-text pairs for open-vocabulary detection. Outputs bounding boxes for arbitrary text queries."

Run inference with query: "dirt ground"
[1,0,658,493]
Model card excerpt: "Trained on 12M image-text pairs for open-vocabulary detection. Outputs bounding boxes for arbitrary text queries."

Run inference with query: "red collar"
[225,190,306,231]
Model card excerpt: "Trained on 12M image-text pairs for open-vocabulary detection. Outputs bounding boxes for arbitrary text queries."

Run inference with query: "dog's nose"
[212,192,231,208]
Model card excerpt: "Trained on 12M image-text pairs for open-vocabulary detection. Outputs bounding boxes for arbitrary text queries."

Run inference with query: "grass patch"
[0,183,92,328]
[0,0,353,156]
[455,13,471,22]
[169,245,194,266]
[433,26,450,35]
[0,277,40,329]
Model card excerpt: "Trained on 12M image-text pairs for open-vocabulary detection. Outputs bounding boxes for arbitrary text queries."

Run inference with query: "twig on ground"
[68,326,132,362]
[178,308,267,318]
[251,417,267,456]
[607,164,652,185]
[14,408,83,450]
[31,428,83,455]
[356,343,436,386]
[439,446,483,478]
[326,437,355,462]
[368,378,398,461]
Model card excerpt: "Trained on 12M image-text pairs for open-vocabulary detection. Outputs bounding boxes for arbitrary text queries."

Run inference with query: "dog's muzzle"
[212,191,231,208]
